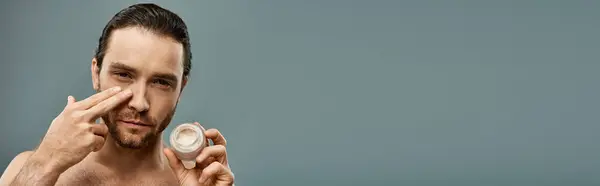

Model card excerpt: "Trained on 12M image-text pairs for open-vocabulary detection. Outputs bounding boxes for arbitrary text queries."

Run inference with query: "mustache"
[113,109,156,126]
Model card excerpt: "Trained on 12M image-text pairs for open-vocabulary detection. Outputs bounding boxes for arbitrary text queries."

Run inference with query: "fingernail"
[122,89,133,96]
[111,86,122,92]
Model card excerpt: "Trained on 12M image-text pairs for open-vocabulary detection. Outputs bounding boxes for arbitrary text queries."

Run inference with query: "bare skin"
[0,27,234,186]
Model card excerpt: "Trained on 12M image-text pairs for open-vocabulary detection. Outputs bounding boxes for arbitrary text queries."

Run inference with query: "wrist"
[29,149,68,175]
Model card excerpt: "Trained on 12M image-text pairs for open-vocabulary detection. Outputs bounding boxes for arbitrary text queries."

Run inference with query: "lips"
[118,119,152,127]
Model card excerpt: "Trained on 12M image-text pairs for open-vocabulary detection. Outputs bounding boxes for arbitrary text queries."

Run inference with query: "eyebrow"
[108,62,179,83]
[109,62,137,73]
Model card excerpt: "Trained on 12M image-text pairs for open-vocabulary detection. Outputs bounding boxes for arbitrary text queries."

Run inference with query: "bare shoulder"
[0,151,34,186]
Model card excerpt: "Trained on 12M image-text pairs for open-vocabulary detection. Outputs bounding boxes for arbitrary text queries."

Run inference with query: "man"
[0,3,234,186]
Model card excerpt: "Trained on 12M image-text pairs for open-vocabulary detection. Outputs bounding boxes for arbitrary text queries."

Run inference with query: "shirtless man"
[0,3,234,186]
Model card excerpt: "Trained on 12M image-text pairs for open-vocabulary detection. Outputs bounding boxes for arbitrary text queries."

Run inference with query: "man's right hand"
[32,86,132,172]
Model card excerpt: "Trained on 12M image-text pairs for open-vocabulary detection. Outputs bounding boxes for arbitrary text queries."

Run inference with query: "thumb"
[164,148,183,171]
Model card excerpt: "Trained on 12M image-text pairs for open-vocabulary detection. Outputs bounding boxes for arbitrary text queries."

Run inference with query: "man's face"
[92,27,186,149]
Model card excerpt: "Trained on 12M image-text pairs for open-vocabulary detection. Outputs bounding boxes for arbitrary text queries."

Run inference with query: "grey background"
[1,0,599,185]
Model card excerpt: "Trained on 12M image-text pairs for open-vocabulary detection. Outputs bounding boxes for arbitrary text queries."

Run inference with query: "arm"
[1,89,131,186]
[0,151,64,186]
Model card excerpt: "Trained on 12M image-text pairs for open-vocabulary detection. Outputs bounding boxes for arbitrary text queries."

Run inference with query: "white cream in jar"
[169,123,206,169]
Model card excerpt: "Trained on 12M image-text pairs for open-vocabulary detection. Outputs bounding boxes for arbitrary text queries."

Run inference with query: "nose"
[127,82,150,112]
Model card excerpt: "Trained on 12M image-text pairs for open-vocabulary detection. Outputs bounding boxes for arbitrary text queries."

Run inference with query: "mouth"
[118,120,152,128]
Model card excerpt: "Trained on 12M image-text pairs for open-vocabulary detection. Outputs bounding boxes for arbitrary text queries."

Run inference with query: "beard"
[98,86,177,149]
[101,107,175,149]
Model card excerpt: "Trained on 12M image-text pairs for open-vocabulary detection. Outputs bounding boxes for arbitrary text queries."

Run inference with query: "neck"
[92,133,168,172]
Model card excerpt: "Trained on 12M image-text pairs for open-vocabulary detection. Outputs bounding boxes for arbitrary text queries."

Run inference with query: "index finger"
[83,89,133,120]
[76,86,123,109]
[204,128,227,147]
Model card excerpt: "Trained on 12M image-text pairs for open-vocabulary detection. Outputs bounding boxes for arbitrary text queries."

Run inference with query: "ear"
[178,76,188,102]
[91,58,100,91]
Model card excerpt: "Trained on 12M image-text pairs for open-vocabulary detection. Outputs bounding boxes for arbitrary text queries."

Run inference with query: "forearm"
[9,153,63,186]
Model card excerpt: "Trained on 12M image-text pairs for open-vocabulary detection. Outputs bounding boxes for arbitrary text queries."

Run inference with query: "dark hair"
[94,3,192,77]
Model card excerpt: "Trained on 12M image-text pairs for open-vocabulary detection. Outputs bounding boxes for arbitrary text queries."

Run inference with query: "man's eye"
[153,79,171,87]
[113,72,132,79]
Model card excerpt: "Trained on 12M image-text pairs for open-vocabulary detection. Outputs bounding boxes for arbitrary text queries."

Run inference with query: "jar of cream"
[169,123,207,169]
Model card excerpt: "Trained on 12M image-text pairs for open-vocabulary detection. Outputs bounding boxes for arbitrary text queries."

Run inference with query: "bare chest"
[55,165,178,186]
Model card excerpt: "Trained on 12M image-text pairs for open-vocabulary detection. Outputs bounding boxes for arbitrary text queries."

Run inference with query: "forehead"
[103,27,184,78]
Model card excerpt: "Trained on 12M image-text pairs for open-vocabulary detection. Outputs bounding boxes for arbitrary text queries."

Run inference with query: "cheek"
[148,94,178,117]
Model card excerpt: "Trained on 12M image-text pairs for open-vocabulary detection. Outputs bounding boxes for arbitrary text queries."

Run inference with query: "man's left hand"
[164,122,234,186]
